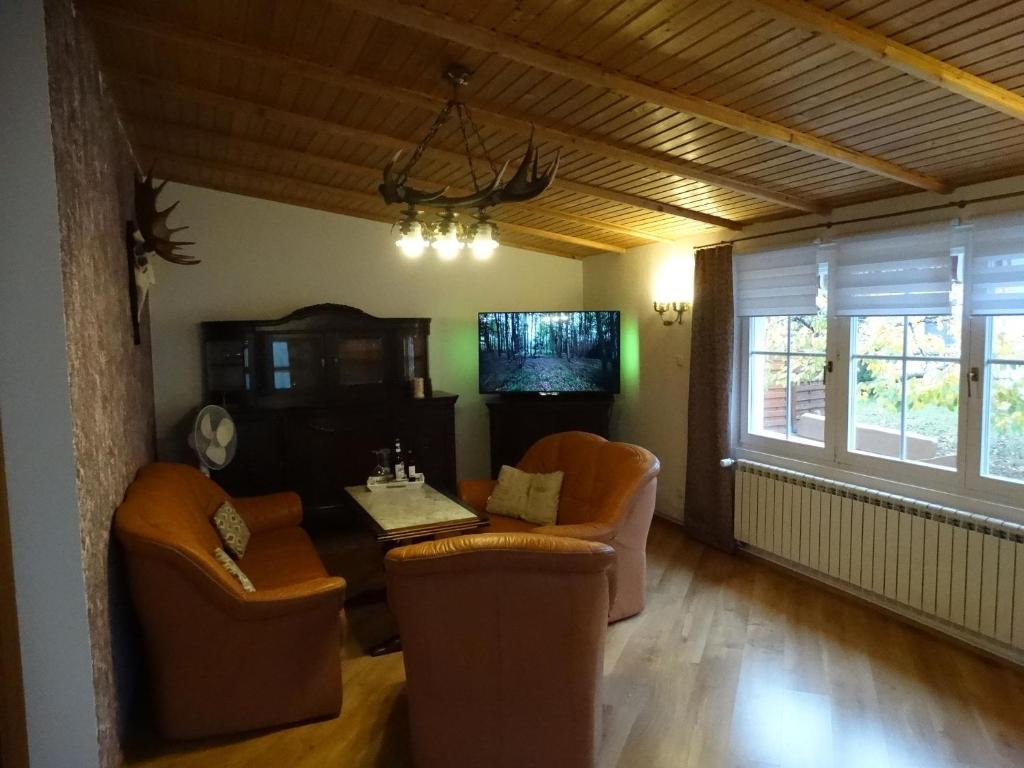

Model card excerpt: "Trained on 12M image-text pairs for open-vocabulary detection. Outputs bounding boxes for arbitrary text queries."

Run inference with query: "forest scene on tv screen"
[479,311,620,393]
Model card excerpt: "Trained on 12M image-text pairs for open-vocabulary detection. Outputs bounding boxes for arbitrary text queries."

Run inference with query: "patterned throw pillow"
[213,547,255,593]
[212,500,251,559]
[486,465,563,526]
[486,465,532,519]
[523,470,564,526]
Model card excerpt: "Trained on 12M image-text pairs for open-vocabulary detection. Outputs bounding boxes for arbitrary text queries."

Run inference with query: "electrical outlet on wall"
[674,487,684,501]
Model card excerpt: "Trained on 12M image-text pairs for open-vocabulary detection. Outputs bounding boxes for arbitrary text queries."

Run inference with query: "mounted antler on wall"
[134,171,197,264]
[126,170,198,344]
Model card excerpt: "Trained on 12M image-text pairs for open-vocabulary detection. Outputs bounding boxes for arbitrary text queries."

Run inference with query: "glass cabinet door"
[205,339,249,394]
[264,333,325,392]
[329,334,386,387]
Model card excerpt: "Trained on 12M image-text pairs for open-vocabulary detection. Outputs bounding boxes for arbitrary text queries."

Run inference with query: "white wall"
[0,1,100,765]
[150,184,583,480]
[583,174,1024,524]
[583,244,694,521]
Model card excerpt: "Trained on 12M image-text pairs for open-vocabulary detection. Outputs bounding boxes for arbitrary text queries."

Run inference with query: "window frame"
[738,314,833,463]
[831,312,971,493]
[964,315,1024,502]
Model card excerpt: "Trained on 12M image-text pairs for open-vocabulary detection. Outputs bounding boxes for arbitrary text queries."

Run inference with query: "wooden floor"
[126,518,1024,768]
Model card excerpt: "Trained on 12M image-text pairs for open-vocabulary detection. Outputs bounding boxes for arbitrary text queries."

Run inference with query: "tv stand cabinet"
[486,396,613,477]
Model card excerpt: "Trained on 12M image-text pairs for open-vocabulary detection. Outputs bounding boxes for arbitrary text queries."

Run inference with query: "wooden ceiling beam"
[106,70,741,230]
[553,178,724,228]
[129,118,675,244]
[465,101,825,215]
[493,221,625,253]
[80,2,821,214]
[138,147,626,254]
[335,0,951,193]
[481,200,674,244]
[145,163,580,260]
[740,0,1024,123]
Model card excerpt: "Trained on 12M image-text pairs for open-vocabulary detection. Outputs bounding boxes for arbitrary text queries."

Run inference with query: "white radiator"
[734,460,1024,657]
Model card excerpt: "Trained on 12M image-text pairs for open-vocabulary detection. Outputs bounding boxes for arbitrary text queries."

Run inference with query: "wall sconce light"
[652,253,694,326]
[653,301,690,325]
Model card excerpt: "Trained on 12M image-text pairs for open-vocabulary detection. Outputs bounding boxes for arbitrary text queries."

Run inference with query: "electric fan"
[188,405,237,475]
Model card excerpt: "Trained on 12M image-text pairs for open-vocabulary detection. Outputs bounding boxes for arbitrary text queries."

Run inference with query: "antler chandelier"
[380,65,559,261]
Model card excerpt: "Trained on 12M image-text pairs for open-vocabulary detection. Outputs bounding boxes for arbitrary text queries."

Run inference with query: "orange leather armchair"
[459,431,660,622]
[115,463,346,740]
[386,533,615,768]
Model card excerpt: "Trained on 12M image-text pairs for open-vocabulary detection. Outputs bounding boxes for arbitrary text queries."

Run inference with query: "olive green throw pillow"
[486,465,531,519]
[525,471,563,525]
[213,547,255,593]
[486,465,563,526]
[212,500,250,559]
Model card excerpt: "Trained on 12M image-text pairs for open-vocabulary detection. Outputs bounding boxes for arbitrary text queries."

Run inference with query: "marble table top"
[344,483,484,541]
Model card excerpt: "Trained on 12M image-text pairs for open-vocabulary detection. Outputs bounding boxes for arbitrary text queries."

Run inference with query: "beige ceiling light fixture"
[380,65,559,261]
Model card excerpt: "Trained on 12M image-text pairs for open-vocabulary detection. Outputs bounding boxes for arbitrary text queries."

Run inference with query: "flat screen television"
[478,311,620,394]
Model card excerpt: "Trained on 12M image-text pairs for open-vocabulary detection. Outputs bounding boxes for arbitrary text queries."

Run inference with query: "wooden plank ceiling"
[82,0,1024,259]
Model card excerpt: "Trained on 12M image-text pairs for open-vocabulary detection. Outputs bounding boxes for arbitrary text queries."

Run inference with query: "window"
[748,313,827,445]
[971,215,1024,487]
[735,214,1024,513]
[736,244,826,449]
[981,316,1024,483]
[849,312,960,468]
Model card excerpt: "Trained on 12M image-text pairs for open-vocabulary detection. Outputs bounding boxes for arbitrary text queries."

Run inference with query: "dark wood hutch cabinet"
[202,304,457,530]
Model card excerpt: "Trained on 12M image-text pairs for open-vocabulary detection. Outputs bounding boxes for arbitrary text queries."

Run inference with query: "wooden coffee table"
[343,483,487,655]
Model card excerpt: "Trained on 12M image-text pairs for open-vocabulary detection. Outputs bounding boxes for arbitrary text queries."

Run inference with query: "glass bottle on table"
[393,437,407,481]
[405,446,417,481]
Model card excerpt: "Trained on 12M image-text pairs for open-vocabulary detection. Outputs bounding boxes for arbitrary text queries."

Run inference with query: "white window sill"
[747,430,824,450]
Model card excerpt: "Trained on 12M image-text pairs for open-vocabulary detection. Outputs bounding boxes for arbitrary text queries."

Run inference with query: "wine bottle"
[406,447,417,481]
[393,437,407,481]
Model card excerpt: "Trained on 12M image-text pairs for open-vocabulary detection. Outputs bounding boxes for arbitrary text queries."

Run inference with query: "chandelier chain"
[463,102,499,180]
[397,100,454,187]
[448,72,498,183]
[456,103,482,192]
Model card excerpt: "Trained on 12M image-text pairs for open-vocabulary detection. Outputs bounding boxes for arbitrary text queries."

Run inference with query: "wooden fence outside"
[763,383,826,431]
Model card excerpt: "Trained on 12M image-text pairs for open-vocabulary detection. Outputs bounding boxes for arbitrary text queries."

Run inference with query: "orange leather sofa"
[459,431,660,622]
[386,533,615,768]
[115,463,346,740]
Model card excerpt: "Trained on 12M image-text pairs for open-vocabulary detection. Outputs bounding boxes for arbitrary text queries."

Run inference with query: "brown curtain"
[683,243,736,551]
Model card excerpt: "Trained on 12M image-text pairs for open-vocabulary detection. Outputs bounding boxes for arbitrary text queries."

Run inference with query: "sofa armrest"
[531,522,615,543]
[457,479,497,514]
[239,576,347,620]
[525,524,618,608]
[232,492,303,534]
[121,537,344,621]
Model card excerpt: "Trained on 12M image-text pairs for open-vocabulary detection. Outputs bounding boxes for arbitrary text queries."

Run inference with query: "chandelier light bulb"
[432,219,463,261]
[470,220,498,260]
[395,219,427,258]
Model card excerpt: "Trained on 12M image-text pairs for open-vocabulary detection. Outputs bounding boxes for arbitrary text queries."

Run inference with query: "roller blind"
[969,214,1024,316]
[734,245,821,317]
[832,226,954,316]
